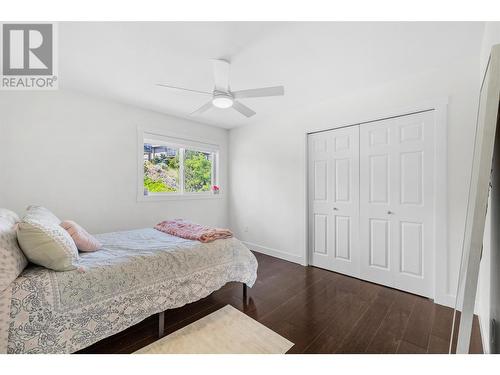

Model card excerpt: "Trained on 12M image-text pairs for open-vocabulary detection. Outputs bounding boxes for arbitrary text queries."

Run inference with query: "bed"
[0,228,258,354]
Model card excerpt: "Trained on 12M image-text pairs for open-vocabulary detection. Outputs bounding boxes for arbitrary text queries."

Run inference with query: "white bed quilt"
[2,228,257,354]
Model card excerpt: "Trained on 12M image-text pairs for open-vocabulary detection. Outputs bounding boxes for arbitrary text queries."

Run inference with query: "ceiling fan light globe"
[212,96,233,109]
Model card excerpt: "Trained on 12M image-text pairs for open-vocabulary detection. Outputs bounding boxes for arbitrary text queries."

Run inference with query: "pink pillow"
[60,220,102,252]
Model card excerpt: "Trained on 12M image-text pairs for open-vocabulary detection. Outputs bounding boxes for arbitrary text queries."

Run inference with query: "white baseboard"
[242,241,305,266]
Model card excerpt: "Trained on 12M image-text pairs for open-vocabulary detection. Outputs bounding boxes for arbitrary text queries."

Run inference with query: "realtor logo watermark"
[0,23,58,90]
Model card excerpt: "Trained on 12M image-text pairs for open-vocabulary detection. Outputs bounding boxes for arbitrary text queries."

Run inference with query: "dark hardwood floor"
[79,252,483,354]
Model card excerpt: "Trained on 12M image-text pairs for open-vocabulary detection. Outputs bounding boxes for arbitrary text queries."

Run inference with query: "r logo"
[2,24,53,76]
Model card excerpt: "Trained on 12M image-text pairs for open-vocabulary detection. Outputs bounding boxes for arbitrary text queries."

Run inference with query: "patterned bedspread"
[1,228,258,354]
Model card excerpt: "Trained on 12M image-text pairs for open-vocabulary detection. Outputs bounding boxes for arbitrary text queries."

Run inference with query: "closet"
[308,111,435,298]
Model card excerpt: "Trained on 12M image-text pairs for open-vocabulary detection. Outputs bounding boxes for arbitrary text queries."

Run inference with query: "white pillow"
[0,208,20,225]
[0,209,28,292]
[17,206,79,271]
[23,205,61,225]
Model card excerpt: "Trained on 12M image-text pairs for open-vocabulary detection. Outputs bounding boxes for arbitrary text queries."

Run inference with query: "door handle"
[387,210,394,215]
[333,207,339,211]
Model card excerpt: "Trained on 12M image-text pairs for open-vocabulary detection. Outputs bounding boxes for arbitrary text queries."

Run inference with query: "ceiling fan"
[156,59,284,118]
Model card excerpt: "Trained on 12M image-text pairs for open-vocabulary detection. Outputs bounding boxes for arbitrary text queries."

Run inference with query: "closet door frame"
[305,99,449,306]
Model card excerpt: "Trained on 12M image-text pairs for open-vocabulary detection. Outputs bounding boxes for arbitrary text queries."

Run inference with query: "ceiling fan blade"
[211,59,230,92]
[190,101,213,116]
[232,86,284,99]
[156,84,212,95]
[232,101,256,118]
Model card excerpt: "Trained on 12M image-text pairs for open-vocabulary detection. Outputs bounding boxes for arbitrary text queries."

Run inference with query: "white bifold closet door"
[308,125,360,278]
[359,111,435,297]
[308,111,435,298]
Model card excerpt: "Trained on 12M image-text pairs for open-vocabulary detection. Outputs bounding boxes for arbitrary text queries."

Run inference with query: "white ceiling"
[59,22,484,129]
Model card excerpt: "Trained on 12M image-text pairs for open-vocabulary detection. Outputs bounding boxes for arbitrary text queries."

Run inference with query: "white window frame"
[138,128,221,201]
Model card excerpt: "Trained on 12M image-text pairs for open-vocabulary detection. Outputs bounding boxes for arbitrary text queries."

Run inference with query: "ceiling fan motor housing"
[212,91,234,109]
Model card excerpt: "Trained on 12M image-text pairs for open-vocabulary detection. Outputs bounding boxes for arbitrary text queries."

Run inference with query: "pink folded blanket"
[155,219,233,243]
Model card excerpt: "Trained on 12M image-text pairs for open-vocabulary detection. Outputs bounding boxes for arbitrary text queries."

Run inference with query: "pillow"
[61,220,102,252]
[0,209,28,292]
[17,206,79,271]
[23,205,61,225]
[0,208,20,226]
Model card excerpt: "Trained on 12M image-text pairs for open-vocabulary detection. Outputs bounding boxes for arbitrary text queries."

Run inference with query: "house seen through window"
[143,135,218,196]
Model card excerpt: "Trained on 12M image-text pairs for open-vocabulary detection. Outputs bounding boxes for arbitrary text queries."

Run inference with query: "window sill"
[137,193,224,202]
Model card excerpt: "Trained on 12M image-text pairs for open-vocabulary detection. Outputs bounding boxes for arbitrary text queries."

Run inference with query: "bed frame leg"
[158,311,165,338]
[243,283,247,303]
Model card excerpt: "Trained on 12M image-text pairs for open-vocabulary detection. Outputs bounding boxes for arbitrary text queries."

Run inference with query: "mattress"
[2,228,257,354]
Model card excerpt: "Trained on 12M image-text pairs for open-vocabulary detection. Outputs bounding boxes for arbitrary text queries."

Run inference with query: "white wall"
[477,21,500,354]
[229,52,481,307]
[0,89,229,234]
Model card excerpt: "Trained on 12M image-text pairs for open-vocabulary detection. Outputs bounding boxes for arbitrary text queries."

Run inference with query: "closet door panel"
[308,133,332,270]
[308,126,360,277]
[330,126,360,277]
[369,218,391,269]
[360,111,435,297]
[335,215,351,261]
[360,121,396,286]
[392,111,435,297]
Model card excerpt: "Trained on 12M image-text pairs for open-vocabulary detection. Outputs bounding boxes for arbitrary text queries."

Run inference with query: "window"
[143,144,180,193]
[183,149,214,193]
[141,132,219,198]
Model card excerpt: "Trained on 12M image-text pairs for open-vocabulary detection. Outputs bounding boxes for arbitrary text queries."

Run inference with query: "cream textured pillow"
[17,206,79,271]
[61,220,102,252]
[23,205,61,225]
[0,209,28,292]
